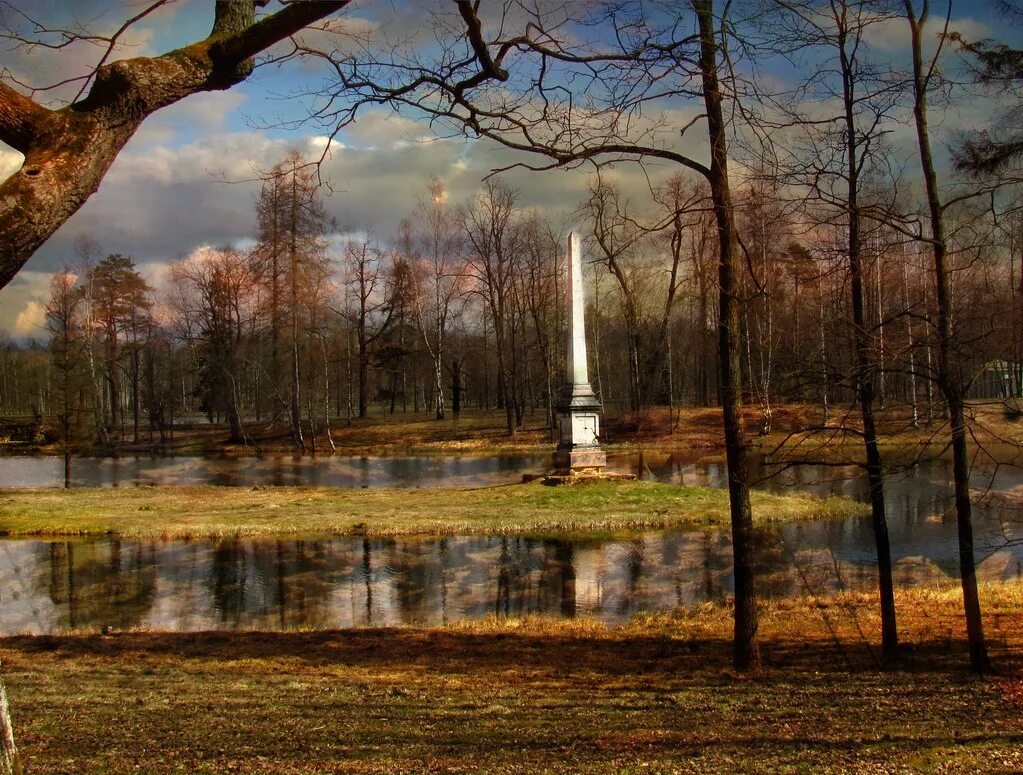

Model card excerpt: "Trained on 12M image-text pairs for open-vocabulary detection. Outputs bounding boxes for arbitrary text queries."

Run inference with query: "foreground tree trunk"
[850,225,899,661]
[833,0,899,659]
[0,666,21,775]
[289,160,305,450]
[0,1,347,290]
[695,0,760,671]
[905,0,988,672]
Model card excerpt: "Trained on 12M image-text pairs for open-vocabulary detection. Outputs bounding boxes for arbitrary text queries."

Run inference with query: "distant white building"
[970,360,1022,400]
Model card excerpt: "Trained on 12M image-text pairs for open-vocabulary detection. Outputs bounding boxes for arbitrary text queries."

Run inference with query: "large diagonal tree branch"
[308,2,711,186]
[0,0,348,290]
[0,79,49,152]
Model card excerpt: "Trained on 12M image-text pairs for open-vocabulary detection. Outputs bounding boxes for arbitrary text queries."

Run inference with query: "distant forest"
[0,144,1020,451]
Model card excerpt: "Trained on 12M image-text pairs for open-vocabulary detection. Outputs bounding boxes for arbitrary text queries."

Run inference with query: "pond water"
[0,454,1021,635]
[2,448,1023,496]
[0,449,1021,635]
[1,511,1021,636]
[0,453,544,490]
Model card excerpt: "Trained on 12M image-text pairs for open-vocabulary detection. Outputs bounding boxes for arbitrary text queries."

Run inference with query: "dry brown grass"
[1,583,1021,774]
[11,401,1022,458]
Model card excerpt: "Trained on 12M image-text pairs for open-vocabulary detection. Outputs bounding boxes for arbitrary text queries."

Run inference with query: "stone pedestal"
[553,403,606,473]
[552,445,607,475]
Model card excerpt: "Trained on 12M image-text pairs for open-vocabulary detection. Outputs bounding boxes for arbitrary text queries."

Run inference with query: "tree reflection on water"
[1,511,1019,636]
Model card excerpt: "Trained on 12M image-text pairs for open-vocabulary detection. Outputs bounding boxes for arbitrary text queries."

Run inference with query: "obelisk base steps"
[552,445,607,476]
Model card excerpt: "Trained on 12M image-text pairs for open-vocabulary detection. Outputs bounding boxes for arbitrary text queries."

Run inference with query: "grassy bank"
[0,480,865,539]
[1,583,1021,774]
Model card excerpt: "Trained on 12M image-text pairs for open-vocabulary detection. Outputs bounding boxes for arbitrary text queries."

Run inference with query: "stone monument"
[552,230,606,475]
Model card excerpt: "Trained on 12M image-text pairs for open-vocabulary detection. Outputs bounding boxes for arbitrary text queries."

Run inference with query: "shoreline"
[4,402,1019,459]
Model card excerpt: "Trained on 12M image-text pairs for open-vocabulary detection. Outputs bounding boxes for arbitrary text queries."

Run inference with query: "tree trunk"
[0,666,21,775]
[906,0,988,672]
[323,347,336,453]
[850,241,898,660]
[434,353,445,420]
[132,343,141,444]
[84,307,110,446]
[695,0,759,671]
[450,359,462,417]
[271,205,282,426]
[434,312,445,420]
[289,161,305,452]
[227,368,244,444]
[903,259,919,427]
[493,320,515,436]
[358,339,369,419]
[840,14,898,660]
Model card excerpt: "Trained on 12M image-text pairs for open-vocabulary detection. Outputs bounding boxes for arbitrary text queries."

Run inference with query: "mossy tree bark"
[0,1,348,290]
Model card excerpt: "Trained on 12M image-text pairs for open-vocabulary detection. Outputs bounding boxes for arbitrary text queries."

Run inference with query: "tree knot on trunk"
[205,47,256,90]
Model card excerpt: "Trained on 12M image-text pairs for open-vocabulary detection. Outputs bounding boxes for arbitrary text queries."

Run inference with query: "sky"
[0,0,1013,338]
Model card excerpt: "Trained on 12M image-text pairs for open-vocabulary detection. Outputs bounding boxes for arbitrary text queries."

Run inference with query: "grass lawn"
[0,480,866,539]
[1,584,1021,774]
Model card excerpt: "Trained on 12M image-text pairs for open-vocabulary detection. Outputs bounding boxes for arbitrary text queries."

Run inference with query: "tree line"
[1,156,1016,452]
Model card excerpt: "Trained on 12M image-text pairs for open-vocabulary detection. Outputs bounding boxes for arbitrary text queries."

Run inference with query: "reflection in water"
[0,454,555,489]
[1,449,1022,500]
[44,541,158,630]
[2,506,1021,635]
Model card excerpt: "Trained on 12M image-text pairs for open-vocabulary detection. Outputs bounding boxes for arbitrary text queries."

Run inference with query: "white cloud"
[308,135,347,156]
[13,301,45,337]
[0,146,24,181]
[0,271,54,340]
[865,14,991,54]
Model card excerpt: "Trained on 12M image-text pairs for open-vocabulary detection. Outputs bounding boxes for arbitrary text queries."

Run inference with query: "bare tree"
[86,254,152,440]
[45,268,84,486]
[519,211,564,433]
[250,151,334,447]
[583,173,707,412]
[461,179,521,437]
[73,236,110,445]
[585,177,648,413]
[766,0,902,661]
[169,246,254,444]
[342,235,395,419]
[401,177,466,421]
[251,161,288,424]
[905,0,988,671]
[301,0,765,668]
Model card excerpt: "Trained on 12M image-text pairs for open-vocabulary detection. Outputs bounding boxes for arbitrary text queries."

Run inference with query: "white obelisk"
[553,230,605,474]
